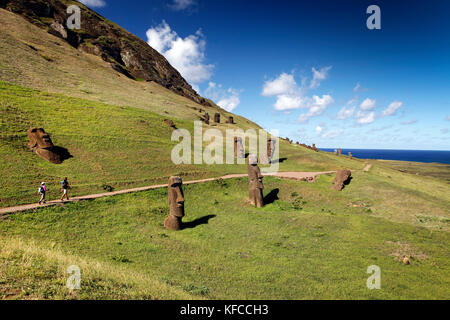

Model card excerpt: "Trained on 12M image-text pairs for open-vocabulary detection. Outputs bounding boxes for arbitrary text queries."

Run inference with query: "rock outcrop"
[1,0,210,106]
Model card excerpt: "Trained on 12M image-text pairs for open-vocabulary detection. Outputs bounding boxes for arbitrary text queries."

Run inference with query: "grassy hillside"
[0,5,448,300]
[1,177,449,299]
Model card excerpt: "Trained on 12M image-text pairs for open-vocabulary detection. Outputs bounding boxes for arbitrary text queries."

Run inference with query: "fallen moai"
[27,127,69,164]
[331,169,352,191]
[163,119,177,129]
[248,154,264,207]
[164,176,185,230]
[234,137,245,159]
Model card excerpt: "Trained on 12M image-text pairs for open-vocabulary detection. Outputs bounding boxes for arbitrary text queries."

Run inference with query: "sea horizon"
[319,148,450,164]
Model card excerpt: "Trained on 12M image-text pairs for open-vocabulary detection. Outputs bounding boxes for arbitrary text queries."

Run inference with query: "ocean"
[319,149,450,164]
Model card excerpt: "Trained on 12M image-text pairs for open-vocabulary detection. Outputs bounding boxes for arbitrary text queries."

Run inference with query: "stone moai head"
[267,138,276,160]
[214,113,220,123]
[204,113,210,124]
[27,127,63,164]
[27,128,54,149]
[247,154,264,207]
[234,137,244,159]
[165,176,185,230]
[227,116,234,124]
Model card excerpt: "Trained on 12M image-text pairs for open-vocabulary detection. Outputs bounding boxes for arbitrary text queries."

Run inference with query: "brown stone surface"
[331,169,352,191]
[163,119,177,129]
[214,113,220,123]
[226,116,234,124]
[247,155,264,207]
[164,176,185,230]
[27,127,71,164]
[204,112,210,125]
[234,137,244,158]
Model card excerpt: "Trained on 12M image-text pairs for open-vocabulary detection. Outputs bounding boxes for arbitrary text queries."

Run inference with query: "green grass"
[1,177,448,299]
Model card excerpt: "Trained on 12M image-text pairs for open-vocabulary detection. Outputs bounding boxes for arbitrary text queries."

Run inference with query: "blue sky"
[80,0,450,150]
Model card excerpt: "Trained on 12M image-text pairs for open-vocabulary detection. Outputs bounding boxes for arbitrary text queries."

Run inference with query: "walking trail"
[0,171,335,217]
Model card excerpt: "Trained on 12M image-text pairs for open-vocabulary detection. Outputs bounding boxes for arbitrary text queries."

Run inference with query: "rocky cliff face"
[0,0,211,106]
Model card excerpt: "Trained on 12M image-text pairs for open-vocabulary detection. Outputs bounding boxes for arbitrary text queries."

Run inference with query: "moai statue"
[331,170,352,191]
[338,148,342,156]
[226,116,234,124]
[247,154,264,208]
[204,112,210,125]
[27,128,62,164]
[234,137,244,159]
[312,144,319,152]
[214,113,221,123]
[267,138,276,162]
[348,152,353,159]
[164,176,185,231]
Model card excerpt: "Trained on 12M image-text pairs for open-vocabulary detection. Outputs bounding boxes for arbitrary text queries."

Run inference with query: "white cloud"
[262,73,298,97]
[274,94,307,111]
[445,116,450,121]
[360,98,376,111]
[382,101,403,117]
[353,82,361,92]
[337,106,355,120]
[146,21,213,85]
[355,110,375,124]
[316,125,324,134]
[321,129,343,139]
[401,119,417,125]
[262,69,333,117]
[297,95,334,123]
[169,0,195,11]
[79,0,106,7]
[310,66,332,89]
[204,82,241,112]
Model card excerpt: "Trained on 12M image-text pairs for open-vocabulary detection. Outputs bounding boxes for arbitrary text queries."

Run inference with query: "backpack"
[62,180,68,189]
[39,186,45,193]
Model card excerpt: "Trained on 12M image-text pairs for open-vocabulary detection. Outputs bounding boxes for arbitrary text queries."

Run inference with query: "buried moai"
[204,112,210,124]
[226,116,234,124]
[247,154,264,207]
[234,137,245,159]
[260,138,277,164]
[331,169,352,191]
[164,176,185,231]
[214,113,221,123]
[27,127,69,164]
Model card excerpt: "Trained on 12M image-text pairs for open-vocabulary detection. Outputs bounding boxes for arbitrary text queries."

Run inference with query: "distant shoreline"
[319,148,450,165]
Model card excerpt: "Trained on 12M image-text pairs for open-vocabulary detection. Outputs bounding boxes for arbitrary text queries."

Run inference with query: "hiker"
[60,177,71,201]
[38,182,47,204]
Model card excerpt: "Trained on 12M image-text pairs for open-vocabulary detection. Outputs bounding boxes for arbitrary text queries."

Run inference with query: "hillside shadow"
[270,157,287,164]
[51,146,73,162]
[264,188,279,204]
[182,214,216,230]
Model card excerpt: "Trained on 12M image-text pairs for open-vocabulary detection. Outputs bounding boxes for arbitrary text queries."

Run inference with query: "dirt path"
[0,171,335,216]
[363,164,372,172]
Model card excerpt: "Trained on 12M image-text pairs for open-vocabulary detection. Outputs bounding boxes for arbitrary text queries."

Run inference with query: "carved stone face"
[214,113,220,123]
[168,176,185,218]
[27,128,54,149]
